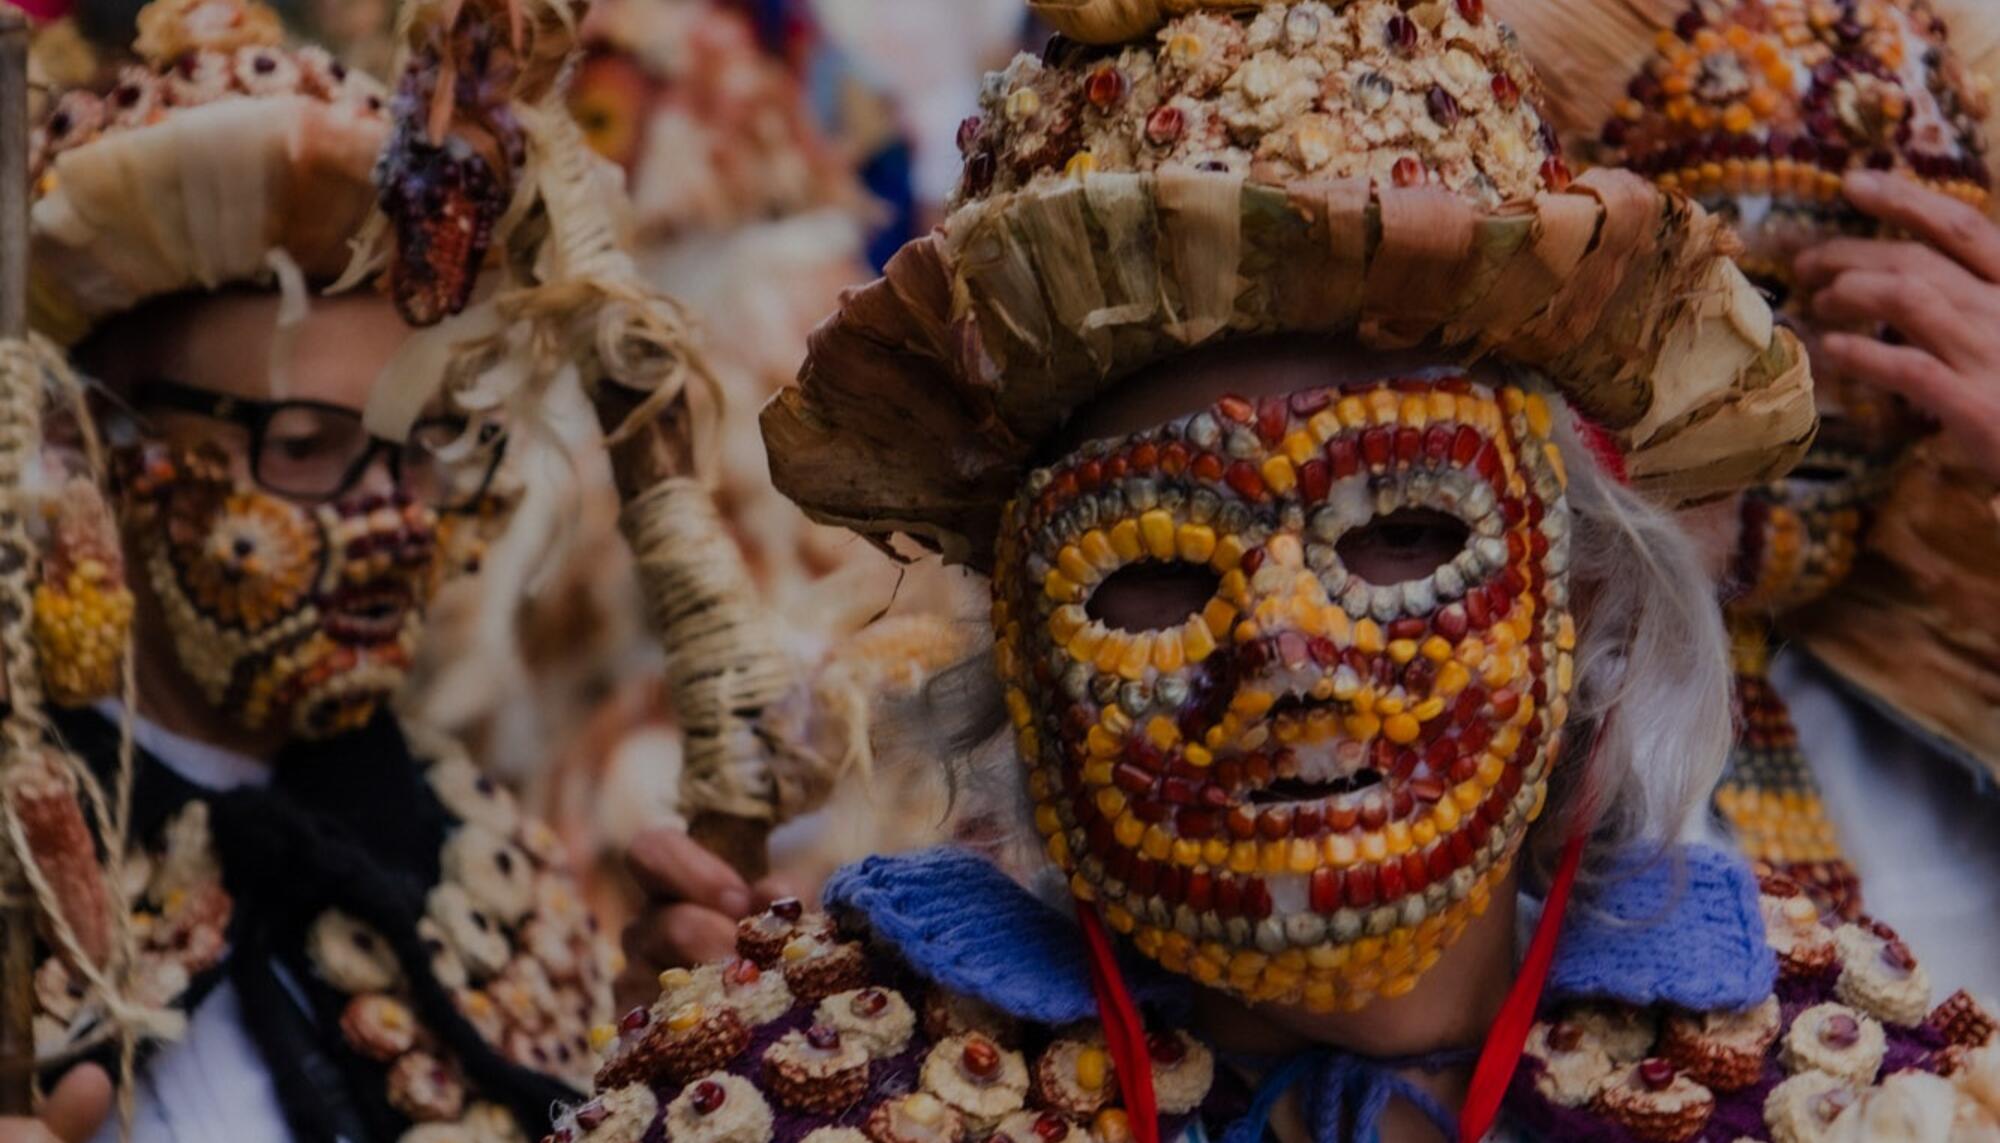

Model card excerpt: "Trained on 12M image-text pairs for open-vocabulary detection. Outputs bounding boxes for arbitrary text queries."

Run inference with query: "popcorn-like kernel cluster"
[954,1,1567,209]
[1597,0,1990,292]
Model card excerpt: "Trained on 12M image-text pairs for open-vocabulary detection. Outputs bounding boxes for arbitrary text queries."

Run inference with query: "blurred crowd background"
[26,0,1062,934]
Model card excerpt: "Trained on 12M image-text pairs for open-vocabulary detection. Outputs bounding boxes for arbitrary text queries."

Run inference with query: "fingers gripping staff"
[361,0,834,876]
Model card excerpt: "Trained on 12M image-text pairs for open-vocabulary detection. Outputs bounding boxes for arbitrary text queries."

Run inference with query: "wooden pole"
[0,6,39,1117]
[591,381,773,883]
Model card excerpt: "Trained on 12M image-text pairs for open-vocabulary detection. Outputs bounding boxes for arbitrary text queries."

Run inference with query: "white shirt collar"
[91,701,273,792]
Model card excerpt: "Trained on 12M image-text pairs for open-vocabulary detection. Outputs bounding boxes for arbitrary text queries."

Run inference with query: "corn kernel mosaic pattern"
[117,442,444,738]
[993,376,1575,1012]
[1597,0,1989,294]
[955,0,1569,210]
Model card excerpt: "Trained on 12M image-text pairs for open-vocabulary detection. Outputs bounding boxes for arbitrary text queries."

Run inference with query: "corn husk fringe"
[767,168,1815,570]
[1787,439,2000,781]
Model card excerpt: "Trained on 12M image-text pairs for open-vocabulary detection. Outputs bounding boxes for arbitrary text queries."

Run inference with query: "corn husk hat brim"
[766,166,1811,569]
[31,96,385,346]
[27,0,393,347]
[764,0,1814,570]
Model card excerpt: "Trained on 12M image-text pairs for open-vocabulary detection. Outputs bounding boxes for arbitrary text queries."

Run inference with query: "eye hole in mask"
[1336,507,1469,586]
[1086,561,1221,634]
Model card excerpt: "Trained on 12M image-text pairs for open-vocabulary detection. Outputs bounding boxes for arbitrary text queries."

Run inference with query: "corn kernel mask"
[992,376,1577,1013]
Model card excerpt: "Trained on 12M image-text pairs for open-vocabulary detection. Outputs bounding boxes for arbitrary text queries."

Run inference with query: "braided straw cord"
[0,336,178,1135]
[621,478,797,824]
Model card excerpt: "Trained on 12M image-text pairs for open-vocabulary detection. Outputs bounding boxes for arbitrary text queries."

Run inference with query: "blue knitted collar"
[821,843,1776,1024]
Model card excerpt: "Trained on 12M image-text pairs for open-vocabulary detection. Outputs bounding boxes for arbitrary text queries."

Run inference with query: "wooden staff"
[591,379,775,882]
[0,4,40,1116]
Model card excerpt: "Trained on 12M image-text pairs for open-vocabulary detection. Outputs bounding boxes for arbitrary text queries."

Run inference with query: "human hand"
[0,1065,112,1143]
[1793,170,2000,482]
[616,827,801,1010]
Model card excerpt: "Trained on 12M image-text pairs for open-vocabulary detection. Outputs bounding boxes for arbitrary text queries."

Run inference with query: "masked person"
[595,2,2000,1141]
[3,2,619,1140]
[1494,0,2000,1003]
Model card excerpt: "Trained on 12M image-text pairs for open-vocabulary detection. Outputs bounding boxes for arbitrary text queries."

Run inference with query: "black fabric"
[49,708,581,1142]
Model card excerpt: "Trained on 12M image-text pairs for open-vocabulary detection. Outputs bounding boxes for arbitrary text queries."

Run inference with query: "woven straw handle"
[594,383,781,882]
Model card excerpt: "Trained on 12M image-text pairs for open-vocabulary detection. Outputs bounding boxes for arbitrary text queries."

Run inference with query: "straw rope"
[0,335,179,1135]
[620,478,801,824]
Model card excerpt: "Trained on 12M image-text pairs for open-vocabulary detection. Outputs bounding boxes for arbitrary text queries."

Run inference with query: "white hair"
[877,391,1736,890]
[1534,397,1733,884]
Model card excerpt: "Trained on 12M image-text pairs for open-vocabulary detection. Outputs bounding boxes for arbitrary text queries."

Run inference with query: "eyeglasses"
[131,379,506,511]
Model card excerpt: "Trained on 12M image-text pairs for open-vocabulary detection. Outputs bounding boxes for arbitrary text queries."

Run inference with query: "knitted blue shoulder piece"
[1546,843,1776,1011]
[822,848,1190,1025]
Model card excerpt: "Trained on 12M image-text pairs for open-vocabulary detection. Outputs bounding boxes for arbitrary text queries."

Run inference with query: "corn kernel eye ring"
[991,375,1578,1012]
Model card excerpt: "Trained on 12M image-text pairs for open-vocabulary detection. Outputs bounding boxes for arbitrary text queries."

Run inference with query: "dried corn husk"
[1487,0,1685,157]
[1028,0,1264,44]
[29,98,383,346]
[766,169,1813,570]
[1787,440,2000,782]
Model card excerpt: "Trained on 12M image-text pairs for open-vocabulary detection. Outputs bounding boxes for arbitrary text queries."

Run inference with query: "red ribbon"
[1455,827,1587,1142]
[1077,902,1161,1143]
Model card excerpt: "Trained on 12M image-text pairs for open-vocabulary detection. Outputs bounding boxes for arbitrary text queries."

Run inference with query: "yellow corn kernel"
[1354,619,1385,655]
[1261,842,1289,874]
[1211,533,1247,571]
[1110,519,1143,561]
[1044,570,1082,603]
[667,1002,706,1030]
[1049,605,1088,645]
[1140,510,1176,559]
[1094,633,1127,676]
[1228,841,1261,874]
[1399,395,1429,428]
[1262,456,1298,495]
[1388,639,1419,665]
[1068,623,1108,664]
[1036,804,1063,837]
[1336,396,1369,428]
[1114,812,1146,848]
[1384,713,1420,745]
[1171,619,1213,668]
[1076,1046,1111,1091]
[1086,725,1121,760]
[1282,430,1317,464]
[1081,529,1119,572]
[1143,826,1173,862]
[1058,546,1095,588]
[659,967,694,990]
[1117,633,1154,681]
[1177,523,1218,563]
[1367,389,1400,425]
[589,1024,617,1051]
[1095,787,1127,819]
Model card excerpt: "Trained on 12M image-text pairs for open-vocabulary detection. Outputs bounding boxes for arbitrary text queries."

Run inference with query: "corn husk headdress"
[1492,0,2000,779]
[1493,0,1990,292]
[27,0,391,346]
[764,0,1817,571]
